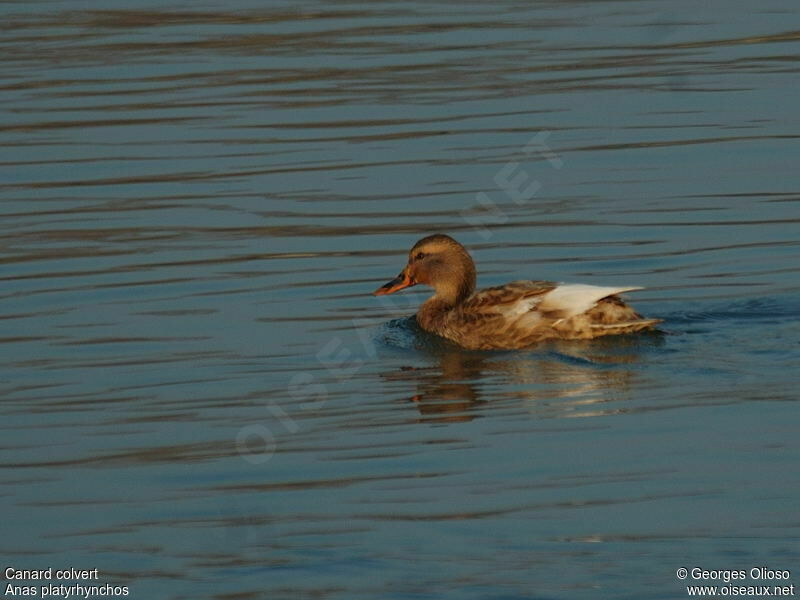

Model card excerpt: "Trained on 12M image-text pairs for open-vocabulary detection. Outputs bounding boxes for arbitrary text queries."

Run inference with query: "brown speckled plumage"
[374,234,661,350]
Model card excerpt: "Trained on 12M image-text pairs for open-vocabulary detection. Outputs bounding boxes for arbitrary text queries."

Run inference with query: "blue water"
[1,1,799,599]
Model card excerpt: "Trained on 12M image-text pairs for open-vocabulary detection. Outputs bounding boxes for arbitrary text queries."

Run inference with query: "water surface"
[1,1,799,599]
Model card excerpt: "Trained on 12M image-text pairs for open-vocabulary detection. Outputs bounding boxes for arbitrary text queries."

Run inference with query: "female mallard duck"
[373,234,660,350]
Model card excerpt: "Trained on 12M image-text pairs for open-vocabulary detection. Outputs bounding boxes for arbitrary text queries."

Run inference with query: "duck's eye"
[414,251,426,261]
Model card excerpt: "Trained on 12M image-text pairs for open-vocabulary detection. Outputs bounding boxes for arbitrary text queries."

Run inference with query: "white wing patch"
[538,284,643,318]
[504,294,543,318]
[502,295,544,329]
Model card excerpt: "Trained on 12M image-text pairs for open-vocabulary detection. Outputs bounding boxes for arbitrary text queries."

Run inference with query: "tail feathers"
[590,318,662,335]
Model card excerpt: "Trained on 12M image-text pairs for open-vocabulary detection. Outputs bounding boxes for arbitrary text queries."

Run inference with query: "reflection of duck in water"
[382,337,655,423]
[374,234,661,350]
[387,351,486,423]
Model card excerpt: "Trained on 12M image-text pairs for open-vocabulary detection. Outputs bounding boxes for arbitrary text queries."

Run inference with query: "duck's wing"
[461,281,641,318]
[542,284,662,336]
[451,280,555,334]
[537,283,644,319]
[434,281,554,349]
[460,280,556,316]
[444,281,657,349]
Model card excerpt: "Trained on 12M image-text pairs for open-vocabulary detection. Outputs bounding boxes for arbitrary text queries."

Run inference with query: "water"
[1,1,799,598]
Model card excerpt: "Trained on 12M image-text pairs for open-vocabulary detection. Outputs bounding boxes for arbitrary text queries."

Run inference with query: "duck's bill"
[373,272,415,296]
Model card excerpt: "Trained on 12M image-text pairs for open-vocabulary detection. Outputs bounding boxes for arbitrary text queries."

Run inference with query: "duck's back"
[422,280,660,350]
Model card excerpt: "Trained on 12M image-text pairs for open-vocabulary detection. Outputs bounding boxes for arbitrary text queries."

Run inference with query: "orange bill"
[373,271,415,295]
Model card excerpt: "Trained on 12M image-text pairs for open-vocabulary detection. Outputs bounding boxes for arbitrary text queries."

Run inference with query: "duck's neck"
[417,260,476,332]
[433,275,475,306]
[436,254,476,305]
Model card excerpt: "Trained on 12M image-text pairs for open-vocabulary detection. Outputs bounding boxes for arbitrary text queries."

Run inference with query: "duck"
[373,234,661,350]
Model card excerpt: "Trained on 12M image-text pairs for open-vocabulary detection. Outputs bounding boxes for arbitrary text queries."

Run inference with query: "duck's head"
[373,234,476,304]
